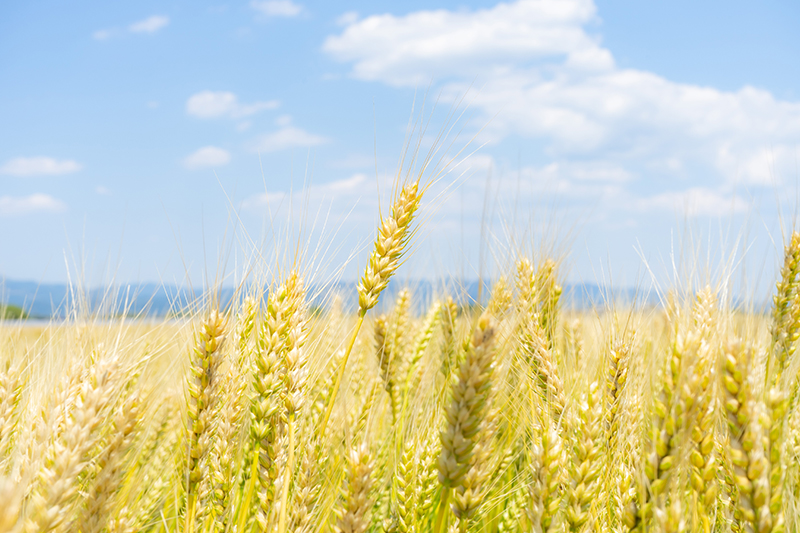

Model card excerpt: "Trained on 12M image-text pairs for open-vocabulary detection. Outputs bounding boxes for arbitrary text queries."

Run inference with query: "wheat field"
[2,172,800,533]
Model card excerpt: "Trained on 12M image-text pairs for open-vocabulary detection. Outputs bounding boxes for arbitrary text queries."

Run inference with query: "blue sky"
[2,0,800,296]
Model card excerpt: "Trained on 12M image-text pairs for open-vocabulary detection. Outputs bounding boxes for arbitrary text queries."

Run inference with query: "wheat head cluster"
[3,171,800,533]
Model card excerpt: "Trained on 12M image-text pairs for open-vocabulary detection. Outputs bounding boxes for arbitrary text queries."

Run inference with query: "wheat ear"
[289,439,320,533]
[642,318,691,527]
[395,436,418,533]
[235,295,259,368]
[0,363,22,474]
[604,338,630,527]
[133,407,180,531]
[241,276,299,532]
[334,443,375,533]
[487,276,512,317]
[277,272,308,533]
[693,300,722,533]
[416,430,440,531]
[396,301,442,440]
[769,231,800,387]
[185,311,226,533]
[566,381,602,531]
[534,259,562,348]
[319,180,422,438]
[520,320,566,421]
[451,406,498,530]
[27,357,120,533]
[439,297,460,387]
[79,392,140,533]
[208,367,246,533]
[435,312,496,533]
[724,342,772,533]
[374,314,399,422]
[0,477,22,532]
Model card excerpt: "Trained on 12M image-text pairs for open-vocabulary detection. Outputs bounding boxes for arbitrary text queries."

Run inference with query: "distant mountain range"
[0,277,658,319]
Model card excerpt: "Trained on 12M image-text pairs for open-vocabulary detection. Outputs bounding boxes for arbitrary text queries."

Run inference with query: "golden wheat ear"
[277,272,309,533]
[27,357,121,533]
[565,381,602,532]
[241,274,302,533]
[319,180,424,438]
[184,311,226,533]
[333,443,375,533]
[723,341,773,533]
[79,392,140,533]
[0,363,23,474]
[769,231,800,388]
[435,312,496,533]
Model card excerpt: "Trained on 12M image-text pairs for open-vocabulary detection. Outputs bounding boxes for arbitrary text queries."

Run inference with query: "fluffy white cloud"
[183,146,231,169]
[324,0,800,191]
[129,15,170,34]
[251,126,328,153]
[0,194,66,216]
[186,91,279,119]
[250,0,302,17]
[324,0,605,86]
[0,157,82,176]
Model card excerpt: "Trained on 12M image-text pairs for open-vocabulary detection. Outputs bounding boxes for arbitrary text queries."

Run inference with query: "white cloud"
[715,143,799,186]
[635,187,749,217]
[0,194,66,216]
[324,0,800,191]
[129,15,170,34]
[323,0,605,86]
[96,186,112,196]
[92,29,115,41]
[251,126,328,153]
[543,160,632,183]
[93,15,169,40]
[0,157,82,176]
[186,91,279,119]
[183,146,231,169]
[336,11,359,26]
[275,114,293,127]
[250,0,302,17]
[242,173,369,211]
